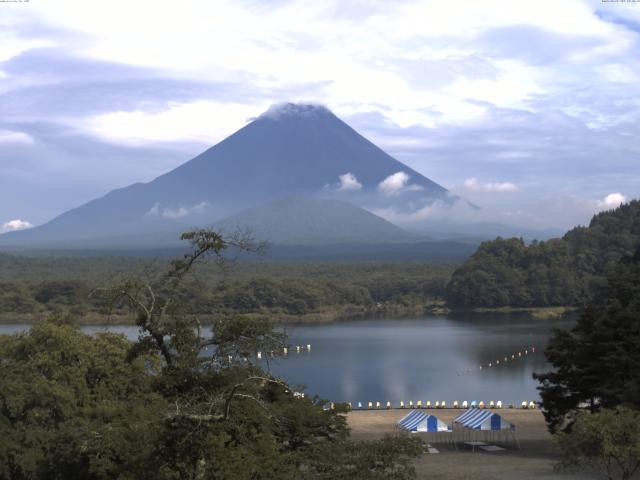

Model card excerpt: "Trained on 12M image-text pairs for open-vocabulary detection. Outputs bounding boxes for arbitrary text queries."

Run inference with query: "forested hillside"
[446,200,640,308]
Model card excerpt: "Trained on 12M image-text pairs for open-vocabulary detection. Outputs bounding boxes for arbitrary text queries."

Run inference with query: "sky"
[1,0,639,233]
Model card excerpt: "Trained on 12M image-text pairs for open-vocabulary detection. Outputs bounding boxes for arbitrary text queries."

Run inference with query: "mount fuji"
[1,103,458,249]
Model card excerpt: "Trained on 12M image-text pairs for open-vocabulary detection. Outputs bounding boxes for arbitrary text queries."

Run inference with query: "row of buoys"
[282,344,312,355]
[346,400,537,410]
[254,344,312,359]
[458,346,537,376]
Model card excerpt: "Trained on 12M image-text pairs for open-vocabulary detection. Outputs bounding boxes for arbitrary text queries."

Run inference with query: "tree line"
[446,200,640,308]
[0,257,454,321]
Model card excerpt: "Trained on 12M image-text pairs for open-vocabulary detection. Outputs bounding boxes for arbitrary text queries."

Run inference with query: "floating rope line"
[457,346,537,376]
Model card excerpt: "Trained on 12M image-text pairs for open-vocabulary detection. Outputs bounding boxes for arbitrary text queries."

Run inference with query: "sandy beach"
[347,409,618,480]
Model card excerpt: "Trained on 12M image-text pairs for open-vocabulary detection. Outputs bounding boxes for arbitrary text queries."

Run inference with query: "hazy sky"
[1,0,639,233]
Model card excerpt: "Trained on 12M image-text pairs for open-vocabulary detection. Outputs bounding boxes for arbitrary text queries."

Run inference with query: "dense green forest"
[0,230,422,479]
[0,255,454,322]
[446,200,640,308]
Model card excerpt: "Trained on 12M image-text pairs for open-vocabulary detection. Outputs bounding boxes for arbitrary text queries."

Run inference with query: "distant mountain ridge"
[214,196,419,245]
[0,102,454,249]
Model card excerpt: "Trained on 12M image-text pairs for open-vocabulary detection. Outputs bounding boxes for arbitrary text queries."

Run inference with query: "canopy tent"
[397,410,449,432]
[452,409,520,449]
[453,409,513,431]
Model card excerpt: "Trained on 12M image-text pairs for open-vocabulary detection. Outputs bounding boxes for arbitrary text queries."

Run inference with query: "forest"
[446,201,640,308]
[0,255,454,323]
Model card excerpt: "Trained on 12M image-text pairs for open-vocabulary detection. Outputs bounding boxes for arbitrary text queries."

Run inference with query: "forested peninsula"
[446,200,640,308]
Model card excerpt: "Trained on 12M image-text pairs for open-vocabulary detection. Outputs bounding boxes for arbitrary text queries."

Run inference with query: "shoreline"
[0,304,574,326]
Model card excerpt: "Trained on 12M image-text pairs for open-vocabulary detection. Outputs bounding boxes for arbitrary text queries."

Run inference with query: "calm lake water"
[0,314,573,405]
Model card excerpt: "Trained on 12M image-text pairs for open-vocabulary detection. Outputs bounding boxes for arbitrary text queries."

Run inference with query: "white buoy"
[307,344,311,352]
[257,351,262,359]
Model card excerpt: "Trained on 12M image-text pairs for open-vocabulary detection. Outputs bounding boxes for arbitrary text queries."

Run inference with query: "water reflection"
[272,314,574,404]
[0,313,574,404]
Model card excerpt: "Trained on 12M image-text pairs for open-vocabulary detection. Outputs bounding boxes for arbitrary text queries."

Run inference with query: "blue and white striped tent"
[453,409,514,430]
[397,410,449,432]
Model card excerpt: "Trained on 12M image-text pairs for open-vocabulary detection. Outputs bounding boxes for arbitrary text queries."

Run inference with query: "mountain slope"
[0,103,451,248]
[214,196,419,246]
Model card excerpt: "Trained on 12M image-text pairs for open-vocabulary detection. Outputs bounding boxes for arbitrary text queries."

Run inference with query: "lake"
[0,314,572,406]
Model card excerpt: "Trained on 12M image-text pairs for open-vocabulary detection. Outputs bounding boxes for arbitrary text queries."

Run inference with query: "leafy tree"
[534,246,640,432]
[0,229,422,479]
[0,321,165,479]
[556,407,640,480]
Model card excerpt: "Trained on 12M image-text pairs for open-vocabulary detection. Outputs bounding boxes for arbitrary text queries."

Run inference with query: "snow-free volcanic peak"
[0,102,455,248]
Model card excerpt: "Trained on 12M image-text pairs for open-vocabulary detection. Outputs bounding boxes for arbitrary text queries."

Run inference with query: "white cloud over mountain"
[337,172,362,191]
[463,178,519,193]
[1,219,32,233]
[378,172,423,196]
[145,202,209,219]
[598,192,627,210]
[0,0,638,229]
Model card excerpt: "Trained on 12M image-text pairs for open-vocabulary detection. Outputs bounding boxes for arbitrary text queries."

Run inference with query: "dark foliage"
[0,255,454,320]
[534,246,640,432]
[0,229,421,479]
[447,200,640,308]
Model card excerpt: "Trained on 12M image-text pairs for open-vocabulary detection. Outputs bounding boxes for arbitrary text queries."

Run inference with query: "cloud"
[1,219,32,233]
[1,0,639,231]
[257,102,330,120]
[336,172,362,191]
[463,177,519,192]
[597,192,627,210]
[145,202,209,219]
[0,129,34,144]
[377,171,423,196]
